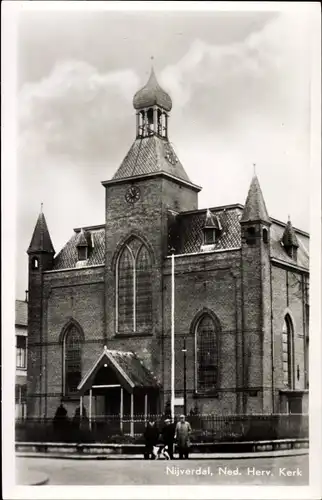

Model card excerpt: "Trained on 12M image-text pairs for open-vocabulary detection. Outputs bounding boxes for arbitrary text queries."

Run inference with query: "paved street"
[16,454,308,485]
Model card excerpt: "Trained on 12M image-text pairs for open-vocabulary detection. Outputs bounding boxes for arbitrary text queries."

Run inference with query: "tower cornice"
[101,171,202,192]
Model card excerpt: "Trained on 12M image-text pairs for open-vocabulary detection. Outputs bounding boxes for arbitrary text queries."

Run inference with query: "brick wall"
[162,250,241,415]
[271,264,308,412]
[103,176,198,376]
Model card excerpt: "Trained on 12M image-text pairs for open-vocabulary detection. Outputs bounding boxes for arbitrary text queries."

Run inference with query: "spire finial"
[253,163,256,176]
[40,202,43,213]
[288,214,291,222]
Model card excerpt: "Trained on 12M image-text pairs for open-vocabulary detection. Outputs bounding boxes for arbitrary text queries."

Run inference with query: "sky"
[16,6,313,299]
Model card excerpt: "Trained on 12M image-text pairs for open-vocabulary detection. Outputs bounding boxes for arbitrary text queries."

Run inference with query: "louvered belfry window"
[117,237,152,333]
[196,314,218,392]
[64,325,83,394]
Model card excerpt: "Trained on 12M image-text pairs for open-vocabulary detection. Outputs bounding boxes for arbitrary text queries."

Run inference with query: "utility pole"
[182,336,187,415]
[171,251,175,420]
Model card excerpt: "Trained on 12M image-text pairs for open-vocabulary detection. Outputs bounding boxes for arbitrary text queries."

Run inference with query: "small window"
[77,247,88,261]
[245,227,256,245]
[31,257,39,270]
[263,228,268,244]
[204,229,215,245]
[16,336,27,368]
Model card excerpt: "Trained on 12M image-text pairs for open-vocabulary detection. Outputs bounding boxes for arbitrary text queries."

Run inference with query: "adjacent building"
[15,298,28,419]
[26,68,309,422]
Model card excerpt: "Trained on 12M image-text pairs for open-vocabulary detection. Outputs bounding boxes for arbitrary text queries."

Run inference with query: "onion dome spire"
[133,66,172,112]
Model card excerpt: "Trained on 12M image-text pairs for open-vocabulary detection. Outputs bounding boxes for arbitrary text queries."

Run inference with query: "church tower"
[101,67,201,375]
[240,175,273,413]
[27,209,55,416]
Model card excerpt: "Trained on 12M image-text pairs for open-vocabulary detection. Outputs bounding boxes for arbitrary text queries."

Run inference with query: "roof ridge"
[179,204,244,216]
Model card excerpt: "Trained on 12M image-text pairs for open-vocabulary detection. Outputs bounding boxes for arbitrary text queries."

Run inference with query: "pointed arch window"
[116,237,152,333]
[195,313,218,393]
[63,324,83,395]
[282,315,294,388]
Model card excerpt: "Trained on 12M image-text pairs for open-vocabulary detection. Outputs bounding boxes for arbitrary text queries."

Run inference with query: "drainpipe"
[269,258,275,413]
[240,252,246,414]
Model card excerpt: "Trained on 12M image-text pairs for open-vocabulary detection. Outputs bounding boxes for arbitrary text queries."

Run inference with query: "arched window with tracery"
[282,314,294,388]
[63,324,83,395]
[116,237,152,333]
[195,313,219,393]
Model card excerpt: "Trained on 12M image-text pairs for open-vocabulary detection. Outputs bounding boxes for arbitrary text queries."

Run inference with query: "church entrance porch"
[77,347,160,436]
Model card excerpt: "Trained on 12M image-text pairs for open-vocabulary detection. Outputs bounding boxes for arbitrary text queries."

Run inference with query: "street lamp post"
[182,336,187,415]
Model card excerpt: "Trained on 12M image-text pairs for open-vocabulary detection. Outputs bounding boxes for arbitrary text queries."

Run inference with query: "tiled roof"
[133,67,172,112]
[53,228,105,270]
[112,135,192,184]
[78,348,159,394]
[270,222,309,269]
[240,175,270,224]
[170,206,243,254]
[168,206,309,269]
[109,350,159,388]
[15,300,28,326]
[28,212,55,254]
[52,210,308,271]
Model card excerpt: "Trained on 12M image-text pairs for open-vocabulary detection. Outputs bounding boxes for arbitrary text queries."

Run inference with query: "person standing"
[143,419,159,459]
[53,402,68,441]
[161,418,175,459]
[175,414,192,459]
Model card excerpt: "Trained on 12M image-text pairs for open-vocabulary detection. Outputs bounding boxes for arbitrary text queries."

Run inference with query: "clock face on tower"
[125,185,141,204]
[164,143,178,166]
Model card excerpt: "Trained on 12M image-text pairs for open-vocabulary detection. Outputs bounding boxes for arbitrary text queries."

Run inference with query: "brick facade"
[26,70,309,420]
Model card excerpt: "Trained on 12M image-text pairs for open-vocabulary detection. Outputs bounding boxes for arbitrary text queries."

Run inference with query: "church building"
[26,68,309,424]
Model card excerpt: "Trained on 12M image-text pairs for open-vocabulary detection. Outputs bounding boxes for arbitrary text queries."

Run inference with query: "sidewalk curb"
[16,449,309,461]
[17,472,50,486]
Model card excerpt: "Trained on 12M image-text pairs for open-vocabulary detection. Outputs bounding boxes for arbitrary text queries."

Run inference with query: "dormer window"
[201,209,222,250]
[76,229,90,262]
[77,246,88,261]
[204,228,215,245]
[281,218,299,261]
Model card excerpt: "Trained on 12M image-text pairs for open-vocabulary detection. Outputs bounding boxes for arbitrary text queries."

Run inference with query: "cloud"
[16,11,311,299]
[19,60,140,163]
[160,11,310,116]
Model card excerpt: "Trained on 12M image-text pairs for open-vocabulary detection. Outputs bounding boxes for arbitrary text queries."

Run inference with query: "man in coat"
[143,420,159,459]
[175,414,192,459]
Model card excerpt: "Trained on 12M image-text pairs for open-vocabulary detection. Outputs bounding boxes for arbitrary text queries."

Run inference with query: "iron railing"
[15,413,308,443]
